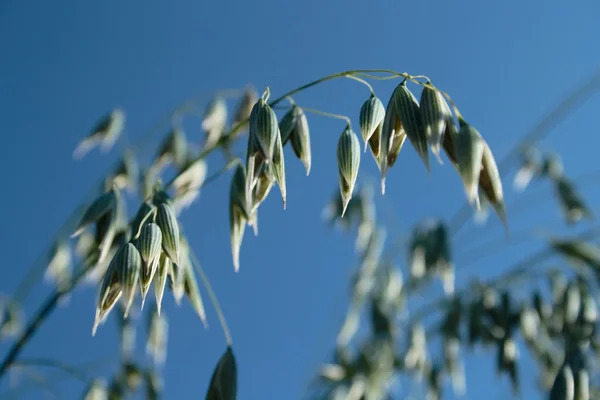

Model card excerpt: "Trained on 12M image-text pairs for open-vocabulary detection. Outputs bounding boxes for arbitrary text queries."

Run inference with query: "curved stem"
[301,107,352,127]
[343,74,375,95]
[188,250,232,346]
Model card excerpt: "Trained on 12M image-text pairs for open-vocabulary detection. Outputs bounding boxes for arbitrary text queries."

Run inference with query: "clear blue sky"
[1,1,600,399]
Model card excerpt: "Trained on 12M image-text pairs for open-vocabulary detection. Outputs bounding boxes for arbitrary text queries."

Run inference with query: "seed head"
[419,84,451,164]
[231,85,258,134]
[115,243,142,319]
[182,257,207,326]
[336,126,361,217]
[74,109,125,159]
[72,186,119,238]
[229,165,248,272]
[155,203,181,266]
[379,86,406,194]
[153,253,170,315]
[205,346,238,400]
[202,96,228,148]
[271,126,287,209]
[359,94,385,157]
[393,81,430,172]
[249,96,279,165]
[93,260,122,336]
[455,119,485,209]
[280,105,312,176]
[135,223,163,308]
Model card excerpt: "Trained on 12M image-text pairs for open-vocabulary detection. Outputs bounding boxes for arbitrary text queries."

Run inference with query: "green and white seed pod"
[481,142,506,228]
[249,97,279,164]
[359,94,385,156]
[136,223,163,308]
[183,260,207,325]
[455,119,485,209]
[271,128,287,209]
[420,84,451,164]
[153,252,170,315]
[93,260,122,336]
[229,165,248,273]
[115,242,142,318]
[393,81,430,172]
[337,126,361,217]
[379,85,404,194]
[156,203,180,266]
[286,106,312,176]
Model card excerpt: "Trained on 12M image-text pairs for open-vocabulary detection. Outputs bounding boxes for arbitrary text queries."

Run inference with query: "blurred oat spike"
[172,159,208,214]
[0,294,23,340]
[554,176,594,224]
[45,239,72,289]
[229,164,248,272]
[359,94,385,160]
[550,364,574,400]
[83,378,109,400]
[153,252,170,315]
[419,83,452,164]
[379,85,407,194]
[156,203,181,266]
[280,104,312,175]
[72,186,119,238]
[146,305,168,367]
[202,96,228,149]
[512,147,540,191]
[336,125,361,217]
[479,141,507,230]
[393,80,430,172]
[108,150,139,193]
[231,85,258,133]
[74,108,125,159]
[152,127,189,176]
[135,223,163,309]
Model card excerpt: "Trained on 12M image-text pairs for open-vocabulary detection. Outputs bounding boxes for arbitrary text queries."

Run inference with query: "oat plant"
[2,68,600,400]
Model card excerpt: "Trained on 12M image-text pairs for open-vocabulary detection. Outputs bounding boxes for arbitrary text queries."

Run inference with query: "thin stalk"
[343,74,375,95]
[0,264,90,381]
[301,107,352,127]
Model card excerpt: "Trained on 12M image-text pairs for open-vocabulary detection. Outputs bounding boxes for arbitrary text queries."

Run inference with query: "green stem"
[301,107,352,127]
[342,74,375,95]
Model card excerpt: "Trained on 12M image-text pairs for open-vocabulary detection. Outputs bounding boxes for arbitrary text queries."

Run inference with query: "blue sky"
[1,0,600,399]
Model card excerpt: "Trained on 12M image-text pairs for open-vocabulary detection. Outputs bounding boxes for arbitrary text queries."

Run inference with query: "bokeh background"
[1,0,600,399]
